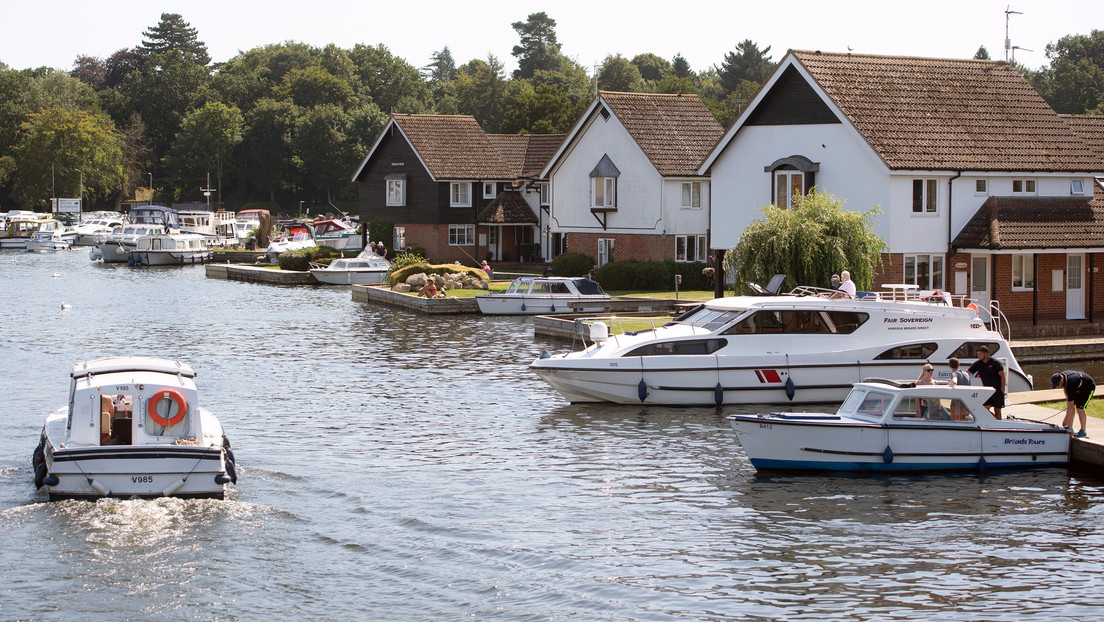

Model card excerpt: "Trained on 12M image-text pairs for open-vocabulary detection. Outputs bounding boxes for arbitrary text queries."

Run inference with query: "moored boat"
[72,215,125,246]
[476,276,610,315]
[312,218,363,251]
[726,378,1069,472]
[530,285,1033,405]
[309,248,390,284]
[1,213,64,249]
[128,231,211,265]
[25,229,72,252]
[266,222,315,263]
[32,356,237,500]
[93,223,167,263]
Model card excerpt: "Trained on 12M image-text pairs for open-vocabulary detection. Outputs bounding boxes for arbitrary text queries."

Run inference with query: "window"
[675,235,707,262]
[681,182,702,208]
[448,224,474,245]
[975,179,988,195]
[950,342,1001,359]
[540,183,550,206]
[1011,254,1034,290]
[1012,179,1036,195]
[1072,179,1085,195]
[874,343,939,359]
[912,179,938,213]
[904,254,944,290]
[775,171,803,208]
[386,179,405,206]
[625,339,728,357]
[593,177,616,208]
[483,182,496,199]
[450,182,471,207]
[393,226,406,251]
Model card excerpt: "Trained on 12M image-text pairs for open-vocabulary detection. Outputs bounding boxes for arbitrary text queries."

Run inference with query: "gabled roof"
[477,190,539,225]
[1062,114,1104,162]
[952,185,1104,250]
[352,114,563,183]
[544,91,724,178]
[702,50,1104,174]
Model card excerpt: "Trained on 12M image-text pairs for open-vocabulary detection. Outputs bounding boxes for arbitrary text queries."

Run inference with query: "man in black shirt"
[1052,371,1096,438]
[967,345,1006,419]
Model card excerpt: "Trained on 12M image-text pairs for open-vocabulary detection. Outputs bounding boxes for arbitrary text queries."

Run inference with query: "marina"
[2,250,1104,620]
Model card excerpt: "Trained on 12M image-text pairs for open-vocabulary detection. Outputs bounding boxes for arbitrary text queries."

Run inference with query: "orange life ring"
[966,302,978,315]
[147,389,187,426]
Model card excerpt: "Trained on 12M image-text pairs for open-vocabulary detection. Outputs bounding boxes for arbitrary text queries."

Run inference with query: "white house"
[700,50,1104,336]
[541,91,724,266]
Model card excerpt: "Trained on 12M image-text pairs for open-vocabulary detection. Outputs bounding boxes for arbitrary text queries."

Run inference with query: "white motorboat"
[128,232,211,265]
[25,229,72,252]
[1,213,63,249]
[312,218,363,251]
[530,286,1033,405]
[71,214,124,246]
[309,249,390,284]
[178,208,241,248]
[476,276,610,315]
[726,378,1069,472]
[234,208,269,246]
[31,357,238,500]
[266,222,316,263]
[93,223,167,263]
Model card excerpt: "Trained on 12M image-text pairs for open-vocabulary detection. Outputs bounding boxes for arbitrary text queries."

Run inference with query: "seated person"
[418,278,445,298]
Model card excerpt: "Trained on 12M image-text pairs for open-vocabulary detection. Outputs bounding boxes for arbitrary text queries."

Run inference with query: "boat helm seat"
[99,395,114,445]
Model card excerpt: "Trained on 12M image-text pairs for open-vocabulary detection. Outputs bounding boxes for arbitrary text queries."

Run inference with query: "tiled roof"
[392,114,512,179]
[486,133,565,179]
[477,190,538,225]
[952,188,1104,250]
[600,91,724,176]
[792,51,1104,172]
[1062,114,1104,161]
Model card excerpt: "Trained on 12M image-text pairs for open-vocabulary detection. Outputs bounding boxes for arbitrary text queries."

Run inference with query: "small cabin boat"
[312,218,363,251]
[475,276,610,315]
[727,379,1069,472]
[309,249,390,284]
[25,229,72,252]
[128,231,211,265]
[32,357,237,500]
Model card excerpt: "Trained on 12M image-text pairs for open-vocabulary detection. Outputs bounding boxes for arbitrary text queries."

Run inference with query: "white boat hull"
[129,250,210,265]
[728,413,1069,472]
[310,268,387,285]
[43,444,230,499]
[95,241,134,263]
[25,240,71,252]
[476,294,610,315]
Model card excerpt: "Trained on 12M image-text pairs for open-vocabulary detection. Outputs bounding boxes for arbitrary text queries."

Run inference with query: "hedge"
[594,260,712,291]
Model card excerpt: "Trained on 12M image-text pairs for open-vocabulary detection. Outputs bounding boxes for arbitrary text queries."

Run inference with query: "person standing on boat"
[947,357,971,387]
[829,274,840,291]
[967,345,1006,419]
[831,271,856,299]
[1052,371,1095,438]
[916,364,938,418]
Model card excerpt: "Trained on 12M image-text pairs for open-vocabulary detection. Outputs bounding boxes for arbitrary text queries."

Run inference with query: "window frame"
[386,179,405,206]
[1011,178,1037,195]
[675,234,707,262]
[774,170,803,208]
[974,179,988,196]
[1071,179,1085,195]
[482,181,496,199]
[539,183,550,206]
[1011,253,1035,291]
[681,181,702,208]
[450,182,472,207]
[592,177,616,208]
[448,224,475,246]
[911,178,938,214]
[903,253,944,290]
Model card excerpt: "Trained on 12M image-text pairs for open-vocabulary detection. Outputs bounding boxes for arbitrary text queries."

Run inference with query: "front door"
[1067,254,1085,319]
[598,238,614,267]
[970,255,991,321]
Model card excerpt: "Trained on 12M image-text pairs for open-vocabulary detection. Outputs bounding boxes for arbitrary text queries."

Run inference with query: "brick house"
[540,91,724,266]
[351,114,563,265]
[700,50,1104,337]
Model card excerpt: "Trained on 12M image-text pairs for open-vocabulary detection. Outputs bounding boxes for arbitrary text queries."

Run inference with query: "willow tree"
[725,190,885,294]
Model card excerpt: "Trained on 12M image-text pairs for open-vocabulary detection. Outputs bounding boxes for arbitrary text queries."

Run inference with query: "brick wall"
[565,233,675,262]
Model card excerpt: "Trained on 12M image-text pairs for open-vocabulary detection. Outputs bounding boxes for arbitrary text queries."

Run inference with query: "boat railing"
[988,300,1012,341]
[571,314,700,350]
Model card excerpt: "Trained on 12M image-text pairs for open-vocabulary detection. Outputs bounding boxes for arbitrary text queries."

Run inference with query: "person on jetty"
[1052,371,1096,438]
[968,345,1006,419]
[482,260,493,278]
[418,278,444,299]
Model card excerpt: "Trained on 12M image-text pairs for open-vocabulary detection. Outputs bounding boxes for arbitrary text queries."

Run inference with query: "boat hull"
[476,294,610,315]
[96,242,133,263]
[129,250,210,265]
[727,415,1069,472]
[44,444,229,500]
[310,268,387,285]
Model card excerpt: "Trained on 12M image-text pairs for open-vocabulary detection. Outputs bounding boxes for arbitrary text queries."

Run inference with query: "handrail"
[989,300,1012,340]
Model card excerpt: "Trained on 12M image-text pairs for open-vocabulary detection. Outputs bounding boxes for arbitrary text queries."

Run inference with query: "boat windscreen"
[573,279,604,295]
[675,308,742,331]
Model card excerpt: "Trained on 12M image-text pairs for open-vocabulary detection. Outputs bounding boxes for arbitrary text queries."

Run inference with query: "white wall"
[709,123,889,249]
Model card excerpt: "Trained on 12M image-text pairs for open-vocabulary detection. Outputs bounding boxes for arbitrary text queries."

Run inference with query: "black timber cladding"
[745,65,841,126]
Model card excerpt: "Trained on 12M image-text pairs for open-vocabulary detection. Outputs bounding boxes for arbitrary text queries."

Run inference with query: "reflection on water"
[2,250,1104,620]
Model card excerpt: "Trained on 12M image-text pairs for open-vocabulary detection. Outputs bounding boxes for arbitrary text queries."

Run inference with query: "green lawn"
[441,285,716,300]
[1036,400,1104,418]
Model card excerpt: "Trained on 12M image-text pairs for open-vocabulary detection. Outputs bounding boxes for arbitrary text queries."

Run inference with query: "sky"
[1,0,1099,77]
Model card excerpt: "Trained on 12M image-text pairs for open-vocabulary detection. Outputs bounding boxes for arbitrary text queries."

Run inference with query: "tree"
[118,112,152,203]
[103,48,147,90]
[274,66,354,108]
[348,43,431,113]
[164,102,243,199]
[239,98,299,201]
[502,81,579,134]
[718,40,775,93]
[724,191,886,294]
[672,53,694,79]
[1032,30,1104,114]
[424,46,457,84]
[974,46,991,60]
[121,52,212,171]
[295,104,359,203]
[140,13,210,66]
[631,53,672,83]
[511,12,562,79]
[12,106,124,209]
[454,55,508,132]
[71,56,107,90]
[598,55,645,92]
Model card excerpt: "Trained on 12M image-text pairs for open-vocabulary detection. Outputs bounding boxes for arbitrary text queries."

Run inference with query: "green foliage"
[387,261,488,286]
[274,66,354,108]
[502,81,581,133]
[631,53,672,83]
[1030,30,1104,114]
[454,55,508,132]
[511,12,562,80]
[140,12,210,66]
[599,55,645,92]
[550,252,594,277]
[164,101,243,187]
[594,260,712,290]
[724,190,886,295]
[277,244,341,271]
[367,219,393,252]
[717,40,775,93]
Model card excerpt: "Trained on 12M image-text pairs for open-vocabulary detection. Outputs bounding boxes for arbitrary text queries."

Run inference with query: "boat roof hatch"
[861,378,917,388]
[72,357,195,380]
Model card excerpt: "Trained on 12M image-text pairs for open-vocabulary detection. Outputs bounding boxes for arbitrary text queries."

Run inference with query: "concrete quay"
[1005,390,1104,472]
[205,263,316,285]
[351,284,478,314]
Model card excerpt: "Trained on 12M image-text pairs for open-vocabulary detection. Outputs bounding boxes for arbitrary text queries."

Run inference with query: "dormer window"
[764,155,818,209]
[1072,179,1085,195]
[589,155,620,210]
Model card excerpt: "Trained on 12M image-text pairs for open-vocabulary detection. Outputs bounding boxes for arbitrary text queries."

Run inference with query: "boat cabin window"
[726,310,869,335]
[845,390,893,417]
[624,338,727,357]
[875,343,938,360]
[532,281,571,295]
[506,280,530,294]
[100,393,134,446]
[676,308,742,331]
[949,342,1001,359]
[890,395,972,421]
[573,279,604,295]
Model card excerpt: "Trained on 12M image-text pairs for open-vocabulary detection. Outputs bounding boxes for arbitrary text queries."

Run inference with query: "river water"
[3,250,1104,621]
